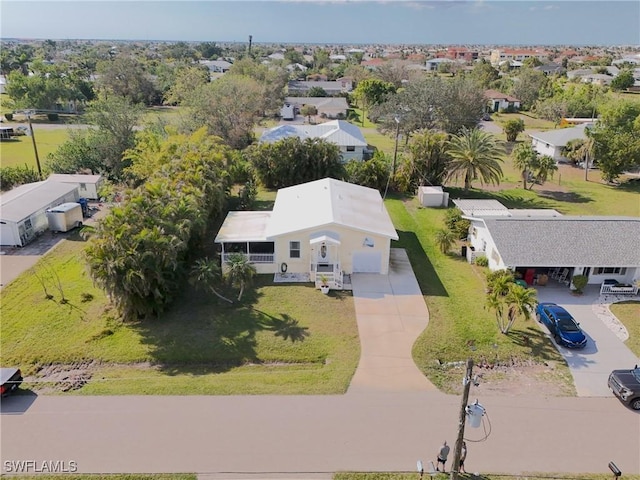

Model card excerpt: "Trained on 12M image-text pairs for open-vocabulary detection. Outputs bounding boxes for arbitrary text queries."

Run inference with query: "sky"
[1,0,639,46]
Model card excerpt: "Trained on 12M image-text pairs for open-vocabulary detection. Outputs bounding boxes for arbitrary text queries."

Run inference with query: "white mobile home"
[47,173,104,200]
[0,181,79,247]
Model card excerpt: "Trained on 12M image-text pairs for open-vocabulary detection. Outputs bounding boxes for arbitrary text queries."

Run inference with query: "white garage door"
[352,251,382,273]
[0,222,18,247]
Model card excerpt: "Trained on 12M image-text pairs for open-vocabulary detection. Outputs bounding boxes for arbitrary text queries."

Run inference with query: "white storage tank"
[46,202,83,233]
[418,186,449,207]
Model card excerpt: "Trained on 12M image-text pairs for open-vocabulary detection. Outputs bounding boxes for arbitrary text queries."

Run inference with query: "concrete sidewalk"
[348,249,435,394]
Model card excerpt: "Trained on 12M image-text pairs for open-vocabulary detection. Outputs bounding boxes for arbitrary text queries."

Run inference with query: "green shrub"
[474,256,489,267]
[5,113,13,121]
[0,164,41,191]
[47,113,59,121]
[571,274,588,294]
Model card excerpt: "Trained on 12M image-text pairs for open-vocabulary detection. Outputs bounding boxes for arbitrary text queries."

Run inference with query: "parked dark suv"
[608,365,640,410]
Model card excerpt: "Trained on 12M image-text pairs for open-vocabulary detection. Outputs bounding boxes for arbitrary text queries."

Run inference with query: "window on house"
[289,241,301,258]
[346,146,355,152]
[24,219,32,230]
[594,267,627,275]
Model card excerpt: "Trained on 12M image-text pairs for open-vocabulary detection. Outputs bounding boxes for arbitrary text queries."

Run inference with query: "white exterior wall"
[340,146,365,162]
[272,225,392,275]
[468,221,505,270]
[77,181,101,200]
[531,138,562,161]
[586,267,637,285]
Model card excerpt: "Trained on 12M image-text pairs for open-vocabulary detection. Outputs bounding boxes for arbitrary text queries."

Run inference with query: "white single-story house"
[456,204,639,289]
[259,120,368,162]
[199,60,232,73]
[581,73,613,86]
[215,178,399,290]
[425,58,454,71]
[47,173,104,200]
[284,97,349,119]
[529,123,592,162]
[287,79,353,96]
[0,180,79,247]
[484,89,521,111]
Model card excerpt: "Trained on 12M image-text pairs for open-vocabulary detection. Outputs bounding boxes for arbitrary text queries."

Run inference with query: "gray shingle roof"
[484,217,640,267]
[528,123,591,148]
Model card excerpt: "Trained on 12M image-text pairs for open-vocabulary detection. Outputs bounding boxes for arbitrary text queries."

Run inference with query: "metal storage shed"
[47,174,104,200]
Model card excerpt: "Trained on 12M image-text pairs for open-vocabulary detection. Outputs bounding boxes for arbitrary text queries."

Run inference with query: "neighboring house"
[529,123,592,162]
[259,120,368,161]
[490,48,549,66]
[460,213,640,288]
[0,180,79,247]
[47,173,104,200]
[425,58,454,71]
[287,80,353,96]
[214,178,399,289]
[484,89,521,112]
[268,52,285,61]
[199,60,232,73]
[566,68,595,80]
[283,96,349,119]
[535,63,566,76]
[286,63,308,73]
[0,75,6,95]
[581,73,613,86]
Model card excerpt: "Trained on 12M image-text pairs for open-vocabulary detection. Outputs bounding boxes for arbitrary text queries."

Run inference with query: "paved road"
[537,284,640,397]
[1,393,639,476]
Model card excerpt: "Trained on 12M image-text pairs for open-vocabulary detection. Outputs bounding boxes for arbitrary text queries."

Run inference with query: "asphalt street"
[1,393,639,476]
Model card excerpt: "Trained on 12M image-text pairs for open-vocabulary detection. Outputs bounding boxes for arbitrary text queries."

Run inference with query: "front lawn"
[1,236,359,395]
[610,301,640,357]
[0,128,71,169]
[386,196,574,393]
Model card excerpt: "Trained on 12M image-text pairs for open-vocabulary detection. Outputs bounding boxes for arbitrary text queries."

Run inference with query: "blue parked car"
[536,303,587,349]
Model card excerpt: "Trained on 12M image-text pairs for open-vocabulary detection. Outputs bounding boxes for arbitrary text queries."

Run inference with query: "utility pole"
[392,115,400,177]
[25,110,42,179]
[248,35,253,56]
[450,358,473,480]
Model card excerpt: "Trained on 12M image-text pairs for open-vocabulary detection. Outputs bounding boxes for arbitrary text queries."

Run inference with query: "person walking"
[436,440,450,472]
[459,441,467,473]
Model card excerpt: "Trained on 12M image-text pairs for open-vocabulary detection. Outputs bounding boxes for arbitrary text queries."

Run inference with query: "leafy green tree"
[164,66,210,105]
[446,127,504,191]
[307,86,327,97]
[195,42,223,60]
[395,129,449,193]
[246,137,344,189]
[182,74,264,149]
[344,151,390,192]
[611,70,635,91]
[85,129,231,319]
[511,68,549,109]
[6,64,83,110]
[444,208,471,240]
[300,104,317,123]
[352,78,396,125]
[470,60,500,89]
[96,57,159,105]
[227,58,288,115]
[371,76,486,136]
[588,100,640,182]
[503,118,525,142]
[284,48,305,65]
[225,253,257,301]
[522,57,543,68]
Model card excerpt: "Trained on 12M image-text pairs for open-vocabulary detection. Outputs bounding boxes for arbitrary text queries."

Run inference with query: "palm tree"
[225,253,257,301]
[435,228,456,254]
[189,258,233,304]
[535,155,558,185]
[502,284,537,334]
[446,127,504,191]
[511,142,537,190]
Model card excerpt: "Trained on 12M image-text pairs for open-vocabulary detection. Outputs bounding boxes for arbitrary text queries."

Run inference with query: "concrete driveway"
[348,249,435,393]
[536,283,640,397]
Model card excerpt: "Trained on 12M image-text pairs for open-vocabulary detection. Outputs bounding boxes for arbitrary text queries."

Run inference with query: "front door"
[317,243,331,265]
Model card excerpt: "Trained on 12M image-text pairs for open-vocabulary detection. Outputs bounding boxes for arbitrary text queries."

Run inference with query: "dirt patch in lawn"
[439,360,575,398]
[27,359,575,397]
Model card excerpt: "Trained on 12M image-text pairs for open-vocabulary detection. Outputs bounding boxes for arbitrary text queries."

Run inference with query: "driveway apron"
[348,248,435,393]
[536,284,640,397]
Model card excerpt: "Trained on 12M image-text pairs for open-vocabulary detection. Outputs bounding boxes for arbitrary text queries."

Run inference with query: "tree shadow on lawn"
[536,190,592,204]
[131,278,311,375]
[446,186,592,208]
[393,230,448,297]
[506,325,561,362]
